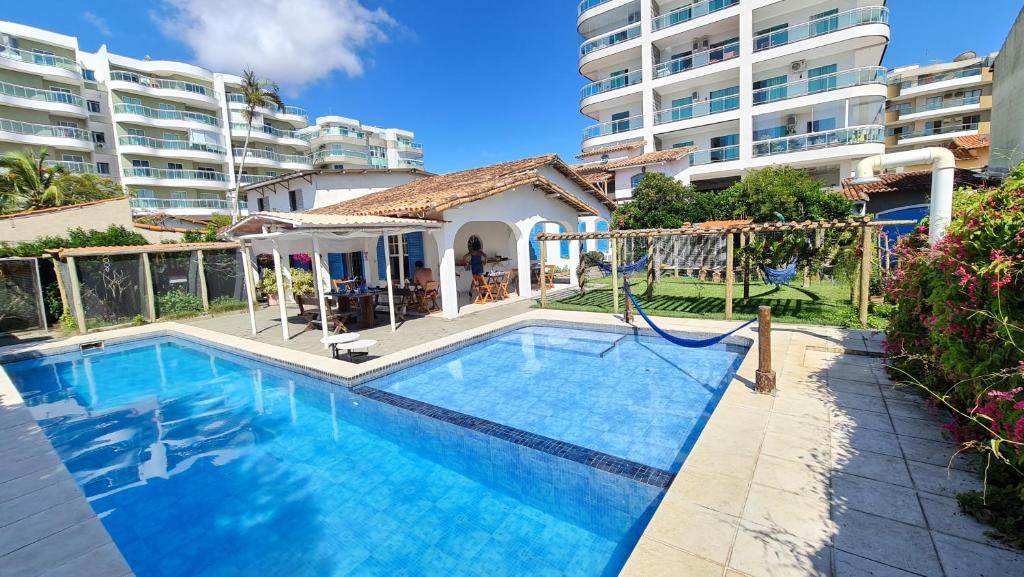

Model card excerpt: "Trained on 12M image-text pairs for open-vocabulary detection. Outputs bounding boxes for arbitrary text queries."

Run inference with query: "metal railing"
[580,23,641,56]
[123,167,229,181]
[45,160,98,174]
[112,103,220,126]
[398,158,425,168]
[233,148,312,164]
[893,95,982,118]
[0,80,84,107]
[753,125,885,156]
[230,122,307,140]
[225,93,308,118]
[653,0,739,31]
[894,66,983,90]
[689,145,740,165]
[752,6,889,52]
[237,174,274,184]
[582,114,644,141]
[0,117,91,141]
[581,69,642,100]
[119,135,226,154]
[578,0,612,16]
[654,41,740,79]
[110,71,218,98]
[0,43,79,73]
[311,148,369,163]
[307,126,366,140]
[897,123,979,142]
[654,92,740,125]
[130,197,243,210]
[753,66,886,105]
[397,140,423,150]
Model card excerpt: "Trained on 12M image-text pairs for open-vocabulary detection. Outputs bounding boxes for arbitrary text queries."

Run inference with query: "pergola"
[224,212,442,343]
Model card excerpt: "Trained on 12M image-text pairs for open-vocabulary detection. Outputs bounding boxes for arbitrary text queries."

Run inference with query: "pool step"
[492,332,624,358]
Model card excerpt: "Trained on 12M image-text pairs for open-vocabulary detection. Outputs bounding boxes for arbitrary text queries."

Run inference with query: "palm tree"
[231,68,284,222]
[0,149,68,211]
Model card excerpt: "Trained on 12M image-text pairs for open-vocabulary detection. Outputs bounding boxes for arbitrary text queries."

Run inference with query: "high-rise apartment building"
[885,51,995,171]
[0,21,423,220]
[575,0,890,200]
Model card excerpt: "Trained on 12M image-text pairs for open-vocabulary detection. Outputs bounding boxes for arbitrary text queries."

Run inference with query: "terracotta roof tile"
[841,169,989,201]
[696,219,753,229]
[950,134,989,150]
[576,141,645,159]
[55,242,238,258]
[308,154,614,218]
[0,196,126,221]
[602,147,695,170]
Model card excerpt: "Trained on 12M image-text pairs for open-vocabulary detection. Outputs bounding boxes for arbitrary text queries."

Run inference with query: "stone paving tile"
[832,508,943,577]
[897,436,980,473]
[917,492,1008,549]
[827,377,883,398]
[671,469,752,518]
[728,520,832,577]
[832,449,913,488]
[743,483,833,542]
[761,431,830,469]
[878,384,922,403]
[830,390,888,414]
[620,538,726,577]
[766,412,830,443]
[752,454,829,500]
[891,415,950,443]
[831,407,894,435]
[905,461,983,498]
[644,499,740,564]
[930,532,1024,577]
[830,472,925,527]
[831,427,902,458]
[833,550,922,577]
[884,399,950,424]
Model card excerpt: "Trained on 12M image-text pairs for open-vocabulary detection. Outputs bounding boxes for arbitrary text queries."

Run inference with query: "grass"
[542,275,890,328]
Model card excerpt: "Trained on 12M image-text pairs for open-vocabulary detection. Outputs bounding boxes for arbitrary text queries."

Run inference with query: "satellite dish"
[953,50,977,62]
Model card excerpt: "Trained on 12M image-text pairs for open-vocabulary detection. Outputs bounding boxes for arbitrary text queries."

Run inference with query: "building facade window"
[288,189,301,211]
[96,162,110,175]
[87,100,101,113]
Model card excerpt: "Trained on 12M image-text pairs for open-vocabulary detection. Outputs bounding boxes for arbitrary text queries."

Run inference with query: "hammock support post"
[725,232,734,320]
[540,235,547,307]
[859,222,872,326]
[611,238,619,315]
[755,305,776,394]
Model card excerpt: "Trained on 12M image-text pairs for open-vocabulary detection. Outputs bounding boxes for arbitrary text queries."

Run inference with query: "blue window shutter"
[405,232,424,278]
[529,223,543,260]
[559,225,569,258]
[578,222,586,233]
[596,220,609,252]
[376,236,385,280]
[327,253,346,281]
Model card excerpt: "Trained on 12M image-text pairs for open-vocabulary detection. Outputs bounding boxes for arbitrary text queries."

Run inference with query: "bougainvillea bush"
[885,164,1024,546]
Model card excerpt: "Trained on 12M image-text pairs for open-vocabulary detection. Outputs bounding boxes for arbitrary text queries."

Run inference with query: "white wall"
[245,171,428,213]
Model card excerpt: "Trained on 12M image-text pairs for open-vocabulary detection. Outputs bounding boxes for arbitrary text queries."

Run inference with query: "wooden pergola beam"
[535,218,918,241]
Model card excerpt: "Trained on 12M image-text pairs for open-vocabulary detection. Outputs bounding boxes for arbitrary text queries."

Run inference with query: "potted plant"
[257,268,281,305]
[289,268,315,315]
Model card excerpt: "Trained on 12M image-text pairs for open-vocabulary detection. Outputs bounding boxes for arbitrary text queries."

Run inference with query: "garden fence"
[74,255,146,329]
[0,257,47,333]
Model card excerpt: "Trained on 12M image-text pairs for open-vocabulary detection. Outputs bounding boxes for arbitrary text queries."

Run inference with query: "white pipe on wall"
[852,147,956,245]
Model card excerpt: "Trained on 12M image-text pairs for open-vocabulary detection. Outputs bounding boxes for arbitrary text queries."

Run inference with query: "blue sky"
[5,0,1022,174]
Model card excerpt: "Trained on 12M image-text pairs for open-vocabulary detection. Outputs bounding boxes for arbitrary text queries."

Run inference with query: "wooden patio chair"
[307,311,351,334]
[495,271,511,300]
[420,280,440,312]
[472,275,496,304]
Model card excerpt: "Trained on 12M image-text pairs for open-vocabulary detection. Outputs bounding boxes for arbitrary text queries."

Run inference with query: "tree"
[725,166,852,222]
[0,149,124,214]
[182,215,231,243]
[613,173,703,229]
[231,69,284,223]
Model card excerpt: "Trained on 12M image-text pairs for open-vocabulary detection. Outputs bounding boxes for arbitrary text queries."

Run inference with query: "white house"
[242,168,433,213]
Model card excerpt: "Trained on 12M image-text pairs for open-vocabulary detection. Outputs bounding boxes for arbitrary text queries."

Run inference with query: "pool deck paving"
[0,302,1021,577]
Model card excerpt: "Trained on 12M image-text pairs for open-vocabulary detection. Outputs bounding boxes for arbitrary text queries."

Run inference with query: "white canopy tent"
[225,212,442,344]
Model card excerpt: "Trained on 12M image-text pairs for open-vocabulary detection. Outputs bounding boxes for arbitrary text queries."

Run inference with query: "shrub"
[156,289,204,318]
[257,268,278,297]
[58,309,78,335]
[288,268,314,299]
[209,297,247,314]
[884,164,1024,545]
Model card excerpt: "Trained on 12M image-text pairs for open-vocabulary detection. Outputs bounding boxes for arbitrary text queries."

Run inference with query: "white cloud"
[153,0,394,93]
[83,12,112,36]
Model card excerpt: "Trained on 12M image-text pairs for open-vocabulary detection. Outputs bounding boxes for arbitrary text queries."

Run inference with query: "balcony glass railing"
[233,148,312,164]
[752,6,889,52]
[112,103,219,126]
[753,125,884,156]
[230,122,307,140]
[580,24,641,56]
[119,135,226,154]
[653,92,740,125]
[45,160,98,174]
[894,67,983,90]
[893,95,982,118]
[654,41,740,79]
[753,67,886,105]
[123,167,229,181]
[578,0,612,15]
[0,81,84,107]
[237,174,274,184]
[308,126,366,140]
[0,43,80,73]
[397,140,424,150]
[226,93,308,118]
[130,197,244,210]
[897,123,979,142]
[311,148,369,163]
[652,0,739,31]
[0,117,90,141]
[581,70,642,100]
[689,145,740,165]
[399,158,425,168]
[582,114,644,141]
[110,71,217,98]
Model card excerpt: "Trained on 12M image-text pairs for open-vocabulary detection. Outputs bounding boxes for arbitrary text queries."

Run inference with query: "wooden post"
[725,232,734,320]
[755,305,776,394]
[141,254,156,322]
[742,231,750,300]
[610,237,619,314]
[539,233,548,306]
[813,228,825,283]
[859,223,872,326]
[66,256,87,334]
[196,250,209,312]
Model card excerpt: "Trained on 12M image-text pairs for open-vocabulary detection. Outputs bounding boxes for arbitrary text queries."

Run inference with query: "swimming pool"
[2,324,747,576]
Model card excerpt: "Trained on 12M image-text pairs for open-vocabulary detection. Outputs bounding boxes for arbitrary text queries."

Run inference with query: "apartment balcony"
[122,167,229,190]
[112,103,220,129]
[397,140,424,156]
[689,144,740,166]
[652,0,739,33]
[653,41,740,81]
[233,147,312,169]
[45,160,102,175]
[398,158,425,169]
[305,126,367,148]
[109,71,220,109]
[896,123,980,146]
[0,43,80,81]
[653,93,740,128]
[130,196,246,216]
[579,23,642,61]
[118,135,227,162]
[581,114,644,146]
[578,0,616,16]
[226,93,308,126]
[892,67,986,98]
[893,95,984,123]
[237,174,275,185]
[0,117,93,151]
[580,70,643,109]
[752,66,887,108]
[230,122,309,147]
[0,80,86,116]
[311,147,370,166]
[752,124,885,157]
[752,6,889,57]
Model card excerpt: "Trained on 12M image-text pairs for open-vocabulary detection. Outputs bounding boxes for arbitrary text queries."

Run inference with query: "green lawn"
[542,275,889,328]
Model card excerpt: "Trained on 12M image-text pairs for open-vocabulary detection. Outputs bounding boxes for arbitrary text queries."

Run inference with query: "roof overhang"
[225,211,442,240]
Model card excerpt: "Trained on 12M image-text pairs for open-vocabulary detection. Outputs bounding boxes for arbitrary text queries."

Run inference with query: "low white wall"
[0,197,134,245]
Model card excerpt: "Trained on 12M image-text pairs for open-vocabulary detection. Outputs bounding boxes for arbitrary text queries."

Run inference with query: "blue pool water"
[3,325,746,577]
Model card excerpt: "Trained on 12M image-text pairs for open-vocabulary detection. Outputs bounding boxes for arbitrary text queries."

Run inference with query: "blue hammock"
[624,282,756,348]
[761,258,799,285]
[596,254,649,276]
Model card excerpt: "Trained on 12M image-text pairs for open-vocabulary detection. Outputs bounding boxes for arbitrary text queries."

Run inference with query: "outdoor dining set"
[304,279,440,335]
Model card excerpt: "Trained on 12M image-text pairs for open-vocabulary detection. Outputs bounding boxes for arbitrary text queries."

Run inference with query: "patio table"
[328,291,381,329]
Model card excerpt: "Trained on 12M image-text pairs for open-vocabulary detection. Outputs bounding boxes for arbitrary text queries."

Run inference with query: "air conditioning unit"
[786,115,797,134]
[693,37,710,51]
[790,60,806,73]
[691,91,700,101]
